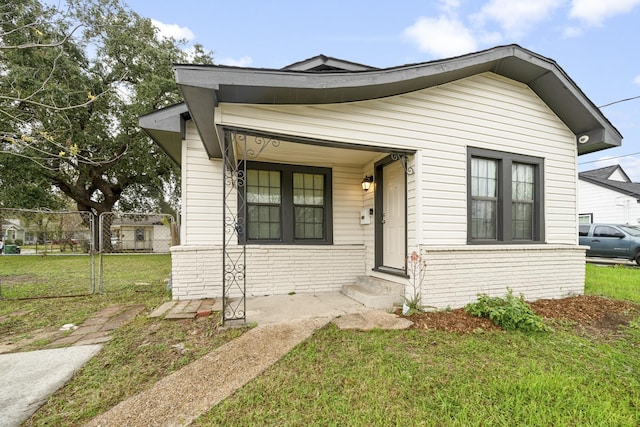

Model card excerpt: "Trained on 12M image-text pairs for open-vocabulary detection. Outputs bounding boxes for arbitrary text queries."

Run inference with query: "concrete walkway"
[87,292,413,426]
[0,292,412,427]
[0,345,102,427]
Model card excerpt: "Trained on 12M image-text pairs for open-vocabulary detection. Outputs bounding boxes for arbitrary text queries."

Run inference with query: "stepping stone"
[149,301,177,318]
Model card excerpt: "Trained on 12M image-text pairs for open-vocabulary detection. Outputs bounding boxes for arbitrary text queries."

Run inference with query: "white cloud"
[569,0,640,26]
[151,19,194,41]
[473,0,563,38]
[562,26,584,38]
[439,0,461,15]
[634,75,640,85]
[218,56,253,67]
[403,16,477,58]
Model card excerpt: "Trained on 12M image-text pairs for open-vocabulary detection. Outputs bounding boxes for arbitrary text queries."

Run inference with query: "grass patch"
[196,326,640,426]
[0,255,171,338]
[0,254,250,425]
[27,314,247,425]
[585,263,640,303]
[0,253,171,298]
[4,259,640,425]
[194,265,640,426]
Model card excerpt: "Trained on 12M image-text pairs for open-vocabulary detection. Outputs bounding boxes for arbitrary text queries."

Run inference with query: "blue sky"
[125,0,640,179]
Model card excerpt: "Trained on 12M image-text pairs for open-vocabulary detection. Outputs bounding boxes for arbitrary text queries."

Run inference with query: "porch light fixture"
[361,175,373,192]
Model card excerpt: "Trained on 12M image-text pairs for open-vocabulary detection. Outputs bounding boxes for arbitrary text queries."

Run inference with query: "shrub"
[15,239,23,246]
[465,289,550,332]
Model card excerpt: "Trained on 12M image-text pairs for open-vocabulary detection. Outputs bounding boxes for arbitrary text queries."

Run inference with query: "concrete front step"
[341,276,405,310]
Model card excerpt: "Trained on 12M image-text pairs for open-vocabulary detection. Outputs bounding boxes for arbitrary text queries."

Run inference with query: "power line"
[579,151,640,165]
[598,95,640,108]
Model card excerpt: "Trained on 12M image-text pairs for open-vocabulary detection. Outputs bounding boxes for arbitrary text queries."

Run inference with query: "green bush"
[15,239,23,246]
[465,289,550,332]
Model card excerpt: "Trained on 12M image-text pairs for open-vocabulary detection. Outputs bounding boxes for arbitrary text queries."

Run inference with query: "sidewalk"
[0,292,412,427]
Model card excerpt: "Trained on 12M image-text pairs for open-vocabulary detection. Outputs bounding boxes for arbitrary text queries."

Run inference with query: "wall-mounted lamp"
[361,176,374,192]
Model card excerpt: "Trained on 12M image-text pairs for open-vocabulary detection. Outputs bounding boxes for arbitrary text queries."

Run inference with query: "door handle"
[381,213,386,224]
[591,239,600,243]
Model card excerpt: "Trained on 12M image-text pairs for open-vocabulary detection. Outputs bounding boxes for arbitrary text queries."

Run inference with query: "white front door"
[382,160,406,270]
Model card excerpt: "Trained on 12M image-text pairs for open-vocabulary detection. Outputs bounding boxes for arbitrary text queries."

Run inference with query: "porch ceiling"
[235,134,384,167]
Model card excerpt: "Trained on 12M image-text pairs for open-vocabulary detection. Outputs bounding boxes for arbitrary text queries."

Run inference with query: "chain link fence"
[0,208,95,299]
[97,212,176,293]
[0,209,176,299]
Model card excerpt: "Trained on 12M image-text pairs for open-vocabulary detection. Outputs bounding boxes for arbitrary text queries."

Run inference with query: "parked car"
[579,223,640,265]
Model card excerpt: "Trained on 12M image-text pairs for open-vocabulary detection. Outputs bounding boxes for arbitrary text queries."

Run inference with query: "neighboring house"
[110,215,172,253]
[579,165,640,225]
[1,219,26,243]
[140,44,621,311]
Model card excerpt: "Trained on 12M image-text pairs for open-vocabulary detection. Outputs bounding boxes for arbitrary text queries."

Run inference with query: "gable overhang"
[145,44,622,164]
[139,103,190,165]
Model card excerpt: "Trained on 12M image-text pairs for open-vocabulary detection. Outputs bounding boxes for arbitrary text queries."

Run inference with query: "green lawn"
[2,258,639,426]
[195,264,640,426]
[585,263,640,303]
[0,253,171,298]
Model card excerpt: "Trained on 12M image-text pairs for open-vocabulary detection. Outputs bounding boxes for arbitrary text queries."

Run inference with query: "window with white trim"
[468,148,544,243]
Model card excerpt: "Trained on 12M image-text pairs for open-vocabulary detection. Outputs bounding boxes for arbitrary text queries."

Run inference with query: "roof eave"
[139,103,189,166]
[579,175,640,200]
[172,44,621,159]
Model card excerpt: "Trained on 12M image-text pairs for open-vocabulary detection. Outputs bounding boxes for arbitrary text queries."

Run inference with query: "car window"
[579,225,590,236]
[593,226,621,238]
[619,225,640,236]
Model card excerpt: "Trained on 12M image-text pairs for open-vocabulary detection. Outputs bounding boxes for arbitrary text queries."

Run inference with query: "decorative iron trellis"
[390,153,415,176]
[221,130,282,324]
[222,130,247,324]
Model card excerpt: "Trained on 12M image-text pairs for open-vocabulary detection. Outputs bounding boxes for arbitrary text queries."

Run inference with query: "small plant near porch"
[402,250,428,315]
[465,288,550,332]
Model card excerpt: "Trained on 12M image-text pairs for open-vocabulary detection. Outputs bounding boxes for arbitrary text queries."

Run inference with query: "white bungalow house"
[579,165,640,225]
[140,44,621,319]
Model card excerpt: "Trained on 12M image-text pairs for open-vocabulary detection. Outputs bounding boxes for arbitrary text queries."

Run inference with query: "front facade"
[579,165,640,225]
[141,45,621,312]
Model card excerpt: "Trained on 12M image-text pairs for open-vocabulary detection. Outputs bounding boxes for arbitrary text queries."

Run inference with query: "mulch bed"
[400,295,640,335]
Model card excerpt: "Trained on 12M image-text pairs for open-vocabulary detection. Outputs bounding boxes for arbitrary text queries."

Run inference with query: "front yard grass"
[196,264,640,426]
[2,258,639,425]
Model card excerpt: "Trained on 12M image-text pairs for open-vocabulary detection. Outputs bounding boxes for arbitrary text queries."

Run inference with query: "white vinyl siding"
[181,124,366,246]
[578,180,640,225]
[218,72,577,246]
[182,122,223,246]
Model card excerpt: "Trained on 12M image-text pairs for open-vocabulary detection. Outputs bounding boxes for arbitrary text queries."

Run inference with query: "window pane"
[247,170,258,186]
[246,169,282,240]
[512,164,534,201]
[512,202,533,239]
[471,199,496,239]
[512,163,534,240]
[294,206,324,239]
[471,157,498,239]
[471,158,497,197]
[247,205,281,240]
[294,173,324,206]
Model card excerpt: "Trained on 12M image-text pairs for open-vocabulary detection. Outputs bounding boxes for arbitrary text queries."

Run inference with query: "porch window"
[468,148,544,243]
[240,162,333,244]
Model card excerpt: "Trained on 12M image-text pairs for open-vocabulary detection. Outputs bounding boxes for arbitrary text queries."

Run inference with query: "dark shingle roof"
[579,165,640,199]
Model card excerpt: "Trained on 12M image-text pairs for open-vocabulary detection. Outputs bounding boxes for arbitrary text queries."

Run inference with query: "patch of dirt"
[0,274,39,285]
[401,295,640,335]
